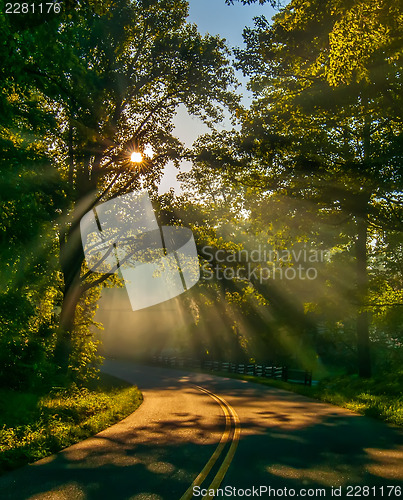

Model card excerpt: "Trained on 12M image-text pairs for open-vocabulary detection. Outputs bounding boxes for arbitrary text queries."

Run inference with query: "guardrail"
[151,356,312,386]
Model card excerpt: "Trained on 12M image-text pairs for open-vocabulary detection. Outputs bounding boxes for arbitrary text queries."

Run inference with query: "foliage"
[1,0,239,383]
[0,374,142,475]
[0,8,67,389]
[181,0,403,377]
[39,0,238,373]
[162,194,321,367]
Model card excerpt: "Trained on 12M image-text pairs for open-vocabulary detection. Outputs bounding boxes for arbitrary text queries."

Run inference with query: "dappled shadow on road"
[192,374,403,492]
[0,364,402,499]
[0,417,221,500]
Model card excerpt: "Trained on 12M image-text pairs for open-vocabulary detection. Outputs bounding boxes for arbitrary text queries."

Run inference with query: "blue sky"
[188,0,273,49]
[188,0,275,105]
[159,0,276,193]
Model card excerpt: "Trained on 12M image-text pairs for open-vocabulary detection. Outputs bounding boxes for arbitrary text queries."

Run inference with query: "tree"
[0,8,67,387]
[176,157,325,368]
[179,0,402,376]
[231,0,403,376]
[4,0,239,374]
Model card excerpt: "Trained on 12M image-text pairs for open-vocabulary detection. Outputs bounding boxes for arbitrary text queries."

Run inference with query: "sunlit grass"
[211,369,403,427]
[0,373,142,475]
[313,372,403,426]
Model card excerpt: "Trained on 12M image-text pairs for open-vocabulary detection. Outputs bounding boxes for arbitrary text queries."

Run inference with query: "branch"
[132,91,178,138]
[25,66,78,108]
[367,303,403,307]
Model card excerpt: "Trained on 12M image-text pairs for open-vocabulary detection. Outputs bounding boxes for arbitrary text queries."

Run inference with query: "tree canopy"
[181,0,403,376]
[1,0,239,383]
[1,0,401,385]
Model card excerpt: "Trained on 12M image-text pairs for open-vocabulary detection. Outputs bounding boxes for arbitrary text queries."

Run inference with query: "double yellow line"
[180,386,241,500]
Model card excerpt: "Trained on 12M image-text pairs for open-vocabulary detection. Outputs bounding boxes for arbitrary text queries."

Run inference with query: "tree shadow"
[0,363,401,499]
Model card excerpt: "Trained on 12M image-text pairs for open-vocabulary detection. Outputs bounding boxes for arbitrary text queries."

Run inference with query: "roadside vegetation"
[0,373,142,475]
[211,370,403,427]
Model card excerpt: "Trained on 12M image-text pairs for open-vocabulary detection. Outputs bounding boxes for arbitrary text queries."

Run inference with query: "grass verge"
[0,373,142,475]
[207,369,403,427]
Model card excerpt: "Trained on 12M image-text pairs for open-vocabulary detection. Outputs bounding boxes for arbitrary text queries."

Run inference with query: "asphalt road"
[0,361,402,499]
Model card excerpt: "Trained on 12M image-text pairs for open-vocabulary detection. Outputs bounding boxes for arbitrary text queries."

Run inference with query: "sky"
[158,0,276,194]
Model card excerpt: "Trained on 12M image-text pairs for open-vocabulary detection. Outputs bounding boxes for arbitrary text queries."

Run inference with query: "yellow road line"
[197,388,241,499]
[179,387,232,500]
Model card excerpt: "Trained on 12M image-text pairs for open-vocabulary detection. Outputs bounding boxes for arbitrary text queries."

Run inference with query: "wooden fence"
[151,356,312,386]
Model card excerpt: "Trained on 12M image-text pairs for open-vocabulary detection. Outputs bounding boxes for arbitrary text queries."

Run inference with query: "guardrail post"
[222,362,229,372]
[304,370,312,386]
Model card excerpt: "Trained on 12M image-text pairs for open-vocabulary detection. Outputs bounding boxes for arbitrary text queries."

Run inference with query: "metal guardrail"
[151,356,312,386]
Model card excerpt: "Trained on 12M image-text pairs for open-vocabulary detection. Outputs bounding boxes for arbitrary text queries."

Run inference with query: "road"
[0,361,402,499]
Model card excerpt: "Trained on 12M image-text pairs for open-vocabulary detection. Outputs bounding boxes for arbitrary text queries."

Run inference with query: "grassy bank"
[0,373,142,475]
[209,369,403,427]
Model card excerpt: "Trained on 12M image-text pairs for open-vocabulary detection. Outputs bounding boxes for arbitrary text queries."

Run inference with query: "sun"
[130,151,143,163]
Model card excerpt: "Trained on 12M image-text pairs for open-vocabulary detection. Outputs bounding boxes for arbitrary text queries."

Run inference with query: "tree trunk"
[55,199,91,373]
[54,275,83,374]
[355,211,371,378]
[355,107,372,378]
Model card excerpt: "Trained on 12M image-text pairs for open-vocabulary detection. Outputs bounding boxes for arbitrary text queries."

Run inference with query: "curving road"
[0,361,402,499]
